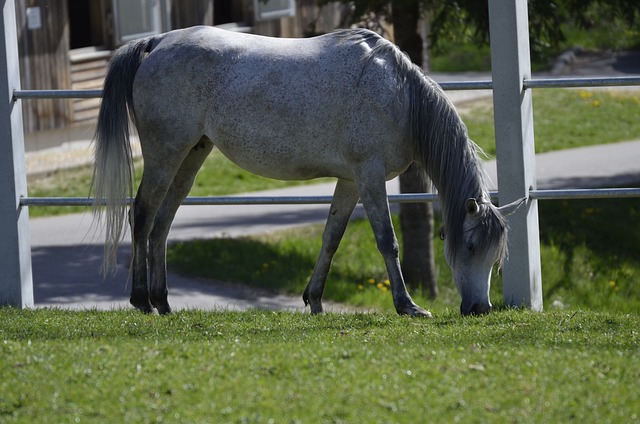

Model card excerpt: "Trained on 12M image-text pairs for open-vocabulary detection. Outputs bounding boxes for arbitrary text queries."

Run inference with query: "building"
[17,0,344,151]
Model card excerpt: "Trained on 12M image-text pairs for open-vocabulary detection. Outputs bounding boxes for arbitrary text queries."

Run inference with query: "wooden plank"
[15,1,71,132]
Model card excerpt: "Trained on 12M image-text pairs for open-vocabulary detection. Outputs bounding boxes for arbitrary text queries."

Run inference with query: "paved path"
[29,138,640,311]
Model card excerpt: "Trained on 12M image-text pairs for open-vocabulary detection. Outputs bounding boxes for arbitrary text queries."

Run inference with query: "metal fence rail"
[18,187,640,208]
[12,75,640,100]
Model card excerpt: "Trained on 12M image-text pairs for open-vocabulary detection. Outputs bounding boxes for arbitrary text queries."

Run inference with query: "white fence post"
[488,0,543,310]
[0,0,33,308]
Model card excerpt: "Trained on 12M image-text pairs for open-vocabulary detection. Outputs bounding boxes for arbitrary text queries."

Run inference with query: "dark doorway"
[214,0,232,25]
[67,0,105,50]
[214,0,244,25]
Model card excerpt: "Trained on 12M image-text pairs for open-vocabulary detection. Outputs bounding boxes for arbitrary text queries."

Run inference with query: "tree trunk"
[392,0,438,299]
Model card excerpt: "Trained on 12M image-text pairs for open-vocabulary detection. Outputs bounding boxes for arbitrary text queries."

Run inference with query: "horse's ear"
[497,197,527,216]
[465,198,480,215]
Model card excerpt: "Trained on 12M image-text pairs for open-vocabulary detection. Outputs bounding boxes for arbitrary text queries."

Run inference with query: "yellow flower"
[383,279,391,287]
[578,90,593,99]
[591,100,601,107]
[357,284,364,290]
[367,278,376,284]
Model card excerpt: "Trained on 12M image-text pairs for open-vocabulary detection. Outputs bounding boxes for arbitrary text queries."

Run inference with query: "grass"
[463,88,640,155]
[1,307,638,423]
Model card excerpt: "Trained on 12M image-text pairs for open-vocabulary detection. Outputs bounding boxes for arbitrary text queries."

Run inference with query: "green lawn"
[464,88,640,155]
[1,308,638,423]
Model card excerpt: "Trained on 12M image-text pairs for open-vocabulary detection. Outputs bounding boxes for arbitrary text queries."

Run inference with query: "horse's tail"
[91,36,155,276]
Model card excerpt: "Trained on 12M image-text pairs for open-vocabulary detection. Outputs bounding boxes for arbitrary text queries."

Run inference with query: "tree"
[412,0,639,62]
[392,0,438,299]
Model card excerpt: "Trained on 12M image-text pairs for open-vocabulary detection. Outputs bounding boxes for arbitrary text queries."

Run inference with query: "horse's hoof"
[397,304,433,318]
[131,300,154,314]
[155,303,172,315]
[130,295,154,314]
[309,304,323,315]
[304,299,324,315]
[302,289,323,314]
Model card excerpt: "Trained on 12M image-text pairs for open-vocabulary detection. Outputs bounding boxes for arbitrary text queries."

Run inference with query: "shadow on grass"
[168,237,317,294]
[538,197,640,312]
[539,197,639,261]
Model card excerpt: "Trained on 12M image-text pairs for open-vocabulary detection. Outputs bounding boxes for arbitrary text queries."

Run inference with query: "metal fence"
[1,0,639,308]
[14,76,640,209]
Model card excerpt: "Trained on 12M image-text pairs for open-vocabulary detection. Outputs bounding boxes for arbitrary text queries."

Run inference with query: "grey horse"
[92,26,522,317]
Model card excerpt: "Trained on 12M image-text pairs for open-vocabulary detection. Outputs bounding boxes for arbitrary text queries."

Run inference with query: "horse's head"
[443,197,524,316]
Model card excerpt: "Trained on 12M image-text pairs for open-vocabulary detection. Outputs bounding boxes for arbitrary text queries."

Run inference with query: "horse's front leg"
[303,179,359,314]
[355,168,432,318]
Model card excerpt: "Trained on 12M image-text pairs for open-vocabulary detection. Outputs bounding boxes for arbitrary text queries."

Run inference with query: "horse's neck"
[436,134,488,216]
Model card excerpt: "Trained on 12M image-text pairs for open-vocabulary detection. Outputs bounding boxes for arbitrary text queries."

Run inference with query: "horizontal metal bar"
[184,193,446,205]
[530,187,640,200]
[185,194,445,205]
[12,83,494,100]
[13,89,102,99]
[21,197,96,207]
[19,193,440,207]
[183,195,335,205]
[19,187,640,208]
[13,76,640,101]
[437,80,493,90]
[524,76,640,89]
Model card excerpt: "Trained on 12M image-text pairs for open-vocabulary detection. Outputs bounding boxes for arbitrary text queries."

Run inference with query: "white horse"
[92,26,522,316]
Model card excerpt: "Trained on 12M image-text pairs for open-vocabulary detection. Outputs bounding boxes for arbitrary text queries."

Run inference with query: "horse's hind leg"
[130,143,188,313]
[130,169,177,313]
[148,138,213,314]
[354,167,432,318]
[303,179,359,313]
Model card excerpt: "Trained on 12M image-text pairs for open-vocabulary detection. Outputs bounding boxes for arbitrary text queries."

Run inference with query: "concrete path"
[29,138,640,312]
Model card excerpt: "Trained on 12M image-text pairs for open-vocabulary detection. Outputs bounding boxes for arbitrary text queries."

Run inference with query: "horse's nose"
[461,301,492,316]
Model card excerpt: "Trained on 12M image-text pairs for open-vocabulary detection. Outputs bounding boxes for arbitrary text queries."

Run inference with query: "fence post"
[488,0,543,310]
[0,0,33,308]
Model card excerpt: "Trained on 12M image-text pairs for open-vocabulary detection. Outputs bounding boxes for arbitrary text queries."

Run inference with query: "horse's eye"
[466,242,475,253]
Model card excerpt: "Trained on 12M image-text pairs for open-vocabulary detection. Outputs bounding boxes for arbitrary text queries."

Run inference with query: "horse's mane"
[334,29,508,266]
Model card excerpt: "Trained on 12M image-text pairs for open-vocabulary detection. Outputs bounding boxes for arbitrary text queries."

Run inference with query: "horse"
[92,26,523,317]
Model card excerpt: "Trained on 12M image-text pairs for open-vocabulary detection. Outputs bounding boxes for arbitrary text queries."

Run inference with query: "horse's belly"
[213,139,350,181]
